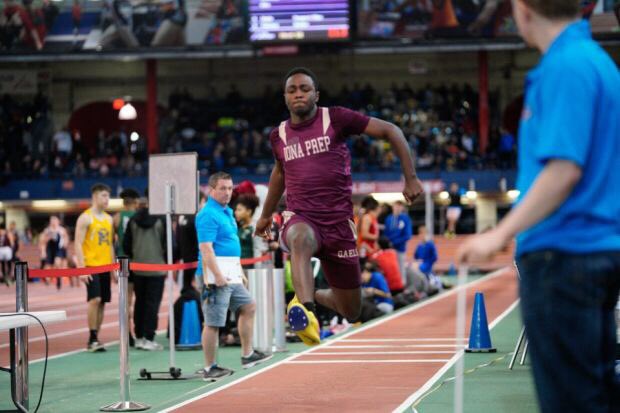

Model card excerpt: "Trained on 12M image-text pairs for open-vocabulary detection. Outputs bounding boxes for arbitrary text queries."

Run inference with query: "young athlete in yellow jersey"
[74,183,116,352]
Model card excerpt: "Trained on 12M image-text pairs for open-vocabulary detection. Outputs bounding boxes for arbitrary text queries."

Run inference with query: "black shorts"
[86,272,112,303]
[57,248,67,259]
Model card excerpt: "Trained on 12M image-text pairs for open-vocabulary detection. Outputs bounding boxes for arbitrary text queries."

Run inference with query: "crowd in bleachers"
[0,82,517,181]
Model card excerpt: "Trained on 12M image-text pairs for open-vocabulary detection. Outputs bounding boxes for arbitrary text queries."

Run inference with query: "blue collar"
[547,19,590,53]
[206,197,229,211]
[527,19,591,84]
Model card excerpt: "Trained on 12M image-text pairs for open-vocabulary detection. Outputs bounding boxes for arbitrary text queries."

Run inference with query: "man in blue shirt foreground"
[196,172,271,381]
[457,1,620,412]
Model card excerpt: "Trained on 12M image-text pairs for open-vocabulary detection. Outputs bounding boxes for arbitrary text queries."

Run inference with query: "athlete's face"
[50,216,60,227]
[284,74,319,118]
[211,179,233,207]
[92,190,110,210]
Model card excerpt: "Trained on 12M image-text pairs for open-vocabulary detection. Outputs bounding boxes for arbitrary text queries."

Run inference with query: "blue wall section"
[0,170,517,201]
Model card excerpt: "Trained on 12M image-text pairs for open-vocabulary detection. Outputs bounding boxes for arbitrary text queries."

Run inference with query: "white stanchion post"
[454,265,468,413]
[248,268,273,354]
[101,257,150,412]
[272,268,287,352]
[165,184,176,371]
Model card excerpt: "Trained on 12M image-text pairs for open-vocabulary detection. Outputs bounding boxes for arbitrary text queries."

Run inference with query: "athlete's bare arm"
[255,160,285,239]
[364,117,424,203]
[74,213,92,283]
[39,228,49,259]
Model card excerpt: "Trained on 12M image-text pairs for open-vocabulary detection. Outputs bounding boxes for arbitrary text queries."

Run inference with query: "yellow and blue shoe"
[287,295,320,346]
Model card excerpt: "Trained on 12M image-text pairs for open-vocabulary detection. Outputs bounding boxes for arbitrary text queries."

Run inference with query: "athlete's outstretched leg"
[315,286,361,322]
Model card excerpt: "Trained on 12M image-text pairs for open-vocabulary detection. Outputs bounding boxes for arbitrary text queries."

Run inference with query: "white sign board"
[0,71,38,95]
[148,152,198,215]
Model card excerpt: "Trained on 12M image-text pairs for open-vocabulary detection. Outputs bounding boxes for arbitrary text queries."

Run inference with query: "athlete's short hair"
[208,172,232,188]
[91,183,111,195]
[519,0,580,19]
[284,67,319,90]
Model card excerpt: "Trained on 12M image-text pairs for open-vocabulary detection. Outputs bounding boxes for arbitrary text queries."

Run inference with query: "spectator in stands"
[113,187,140,346]
[445,182,462,238]
[41,0,58,32]
[358,196,380,259]
[123,190,167,351]
[74,183,115,352]
[196,172,271,381]
[370,237,404,294]
[53,126,72,161]
[383,200,412,282]
[361,261,393,315]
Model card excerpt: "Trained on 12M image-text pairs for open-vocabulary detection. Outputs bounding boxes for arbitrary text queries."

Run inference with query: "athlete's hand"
[111,271,118,284]
[254,217,273,240]
[403,176,424,204]
[456,229,510,265]
[80,274,93,285]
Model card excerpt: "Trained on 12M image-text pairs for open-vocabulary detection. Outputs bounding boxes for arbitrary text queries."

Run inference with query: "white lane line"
[392,298,521,413]
[326,344,467,349]
[159,267,512,413]
[341,338,469,342]
[286,359,452,364]
[304,351,457,356]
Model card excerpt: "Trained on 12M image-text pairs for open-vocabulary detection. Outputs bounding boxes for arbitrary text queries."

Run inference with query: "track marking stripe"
[286,359,452,364]
[341,338,469,342]
[308,351,458,355]
[159,267,512,413]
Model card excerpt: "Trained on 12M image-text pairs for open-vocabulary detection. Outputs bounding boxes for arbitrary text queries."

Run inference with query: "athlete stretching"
[255,67,423,345]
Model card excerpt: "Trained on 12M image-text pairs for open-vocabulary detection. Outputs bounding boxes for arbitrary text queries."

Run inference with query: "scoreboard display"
[249,0,350,42]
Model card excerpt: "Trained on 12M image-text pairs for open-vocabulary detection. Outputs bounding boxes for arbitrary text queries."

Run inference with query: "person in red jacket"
[370,237,405,294]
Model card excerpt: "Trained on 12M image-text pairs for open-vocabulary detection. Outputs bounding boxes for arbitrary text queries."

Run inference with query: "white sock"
[243,351,254,358]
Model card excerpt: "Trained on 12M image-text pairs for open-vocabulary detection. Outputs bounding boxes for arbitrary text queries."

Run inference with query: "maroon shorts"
[281,212,361,289]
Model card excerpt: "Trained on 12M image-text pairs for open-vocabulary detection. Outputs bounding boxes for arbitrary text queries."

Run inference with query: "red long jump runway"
[0,281,171,366]
[162,267,518,413]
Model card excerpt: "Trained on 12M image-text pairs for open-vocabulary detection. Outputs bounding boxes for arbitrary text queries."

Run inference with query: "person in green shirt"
[234,194,260,266]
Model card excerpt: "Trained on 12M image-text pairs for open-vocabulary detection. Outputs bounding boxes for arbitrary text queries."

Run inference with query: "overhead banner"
[0,71,38,95]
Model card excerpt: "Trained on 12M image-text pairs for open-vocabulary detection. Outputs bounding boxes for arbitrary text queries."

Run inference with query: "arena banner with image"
[357,0,619,40]
[0,0,247,53]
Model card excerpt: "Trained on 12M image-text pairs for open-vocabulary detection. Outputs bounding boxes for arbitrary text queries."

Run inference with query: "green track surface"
[411,304,539,413]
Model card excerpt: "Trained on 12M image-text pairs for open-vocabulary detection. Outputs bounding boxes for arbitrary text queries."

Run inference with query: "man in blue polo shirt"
[196,172,271,381]
[457,1,620,412]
